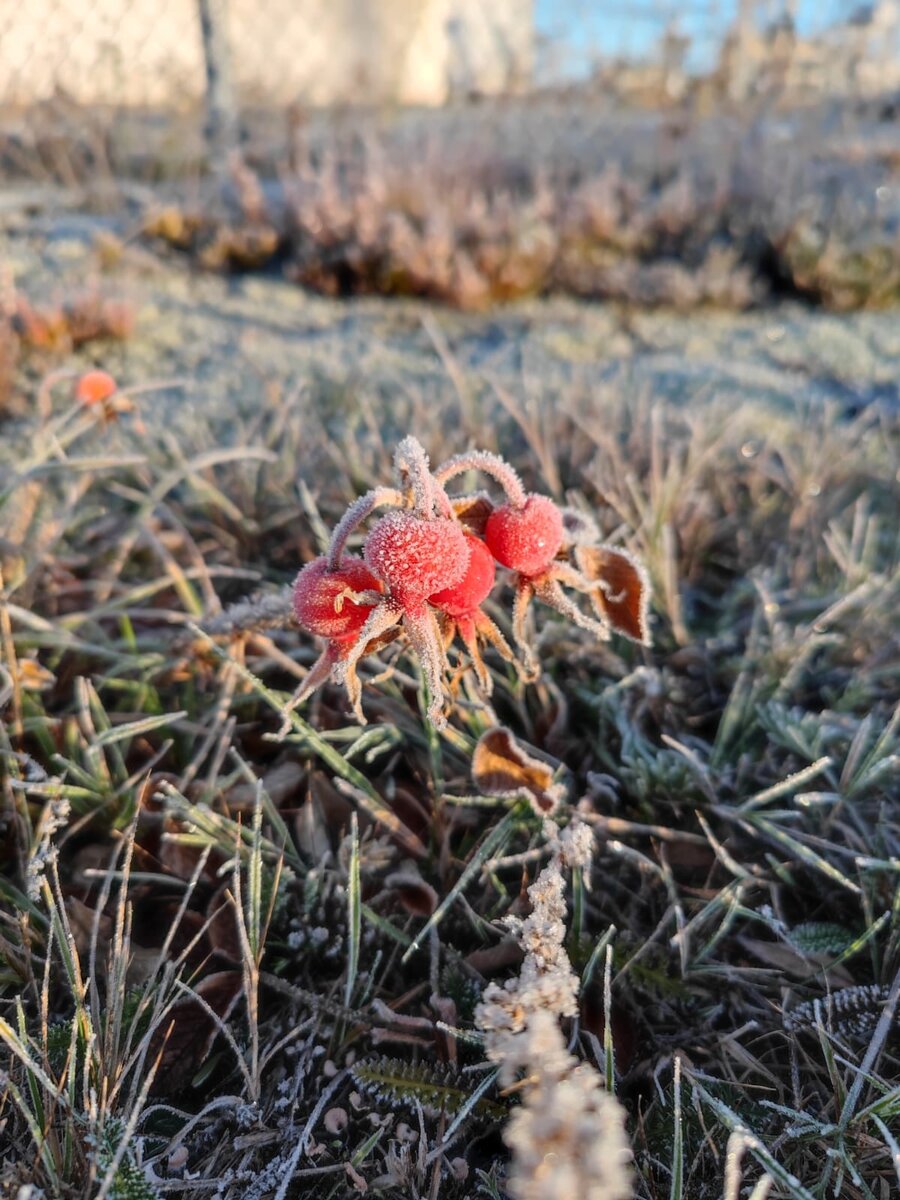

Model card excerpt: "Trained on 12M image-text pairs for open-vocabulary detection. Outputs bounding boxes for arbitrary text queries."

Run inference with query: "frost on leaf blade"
[787,921,857,957]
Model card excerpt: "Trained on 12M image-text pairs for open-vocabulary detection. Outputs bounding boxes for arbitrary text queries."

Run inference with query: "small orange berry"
[75,369,118,407]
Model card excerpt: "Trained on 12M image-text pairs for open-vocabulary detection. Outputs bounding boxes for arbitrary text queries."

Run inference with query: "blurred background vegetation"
[2,1,899,312]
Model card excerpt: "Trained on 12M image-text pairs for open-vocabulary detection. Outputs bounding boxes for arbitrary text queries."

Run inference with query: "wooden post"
[196,0,238,174]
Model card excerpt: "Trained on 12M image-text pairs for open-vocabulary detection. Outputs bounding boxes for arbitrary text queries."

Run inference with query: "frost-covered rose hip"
[485,495,564,578]
[435,450,629,682]
[305,441,477,729]
[429,534,515,693]
[364,511,469,610]
[429,534,495,617]
[292,556,383,641]
[277,556,384,736]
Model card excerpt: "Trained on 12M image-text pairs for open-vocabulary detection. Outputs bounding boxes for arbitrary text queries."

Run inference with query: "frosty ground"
[4,223,900,441]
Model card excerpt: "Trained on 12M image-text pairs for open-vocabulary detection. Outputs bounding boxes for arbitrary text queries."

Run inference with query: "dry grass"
[0,333,898,1198]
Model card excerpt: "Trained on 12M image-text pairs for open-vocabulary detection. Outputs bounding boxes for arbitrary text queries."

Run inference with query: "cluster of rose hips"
[286,437,650,729]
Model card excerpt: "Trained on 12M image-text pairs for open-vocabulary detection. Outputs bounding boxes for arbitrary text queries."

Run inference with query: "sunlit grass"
[1,340,898,1197]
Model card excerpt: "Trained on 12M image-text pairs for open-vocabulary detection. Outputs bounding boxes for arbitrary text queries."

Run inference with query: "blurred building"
[0,0,533,109]
[715,0,900,101]
[592,24,691,106]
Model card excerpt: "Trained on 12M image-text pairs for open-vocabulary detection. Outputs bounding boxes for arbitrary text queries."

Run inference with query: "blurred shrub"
[142,97,900,311]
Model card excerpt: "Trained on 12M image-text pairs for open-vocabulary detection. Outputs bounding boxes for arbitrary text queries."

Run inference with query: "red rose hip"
[485,495,564,577]
[292,556,383,641]
[364,512,469,609]
[75,369,118,407]
[429,534,495,617]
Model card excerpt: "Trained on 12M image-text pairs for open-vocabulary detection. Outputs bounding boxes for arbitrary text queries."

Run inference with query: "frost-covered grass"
[0,334,898,1198]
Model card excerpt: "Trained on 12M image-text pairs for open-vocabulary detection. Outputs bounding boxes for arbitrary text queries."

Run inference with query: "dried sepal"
[532,575,612,641]
[472,727,565,815]
[277,621,406,735]
[450,492,495,535]
[335,601,407,724]
[277,644,342,735]
[403,604,452,728]
[511,580,541,683]
[455,609,517,694]
[575,544,652,646]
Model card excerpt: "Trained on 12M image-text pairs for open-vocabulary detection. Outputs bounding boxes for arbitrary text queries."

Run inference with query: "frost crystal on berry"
[364,511,468,609]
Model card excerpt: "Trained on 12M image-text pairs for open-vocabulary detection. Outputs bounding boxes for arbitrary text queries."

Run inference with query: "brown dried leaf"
[156,815,224,884]
[206,882,242,963]
[150,970,243,1094]
[131,902,207,969]
[738,937,853,986]
[65,896,112,960]
[298,772,355,857]
[226,760,305,814]
[465,937,524,976]
[385,868,438,917]
[387,786,433,843]
[472,727,564,815]
[580,984,637,1072]
[64,895,160,986]
[575,544,652,645]
[156,823,207,883]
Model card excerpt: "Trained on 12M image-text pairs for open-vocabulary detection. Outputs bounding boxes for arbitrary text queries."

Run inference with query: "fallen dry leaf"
[472,727,565,816]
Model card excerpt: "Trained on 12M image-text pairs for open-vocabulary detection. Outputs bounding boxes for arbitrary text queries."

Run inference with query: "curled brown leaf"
[472,727,565,816]
[575,544,652,646]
